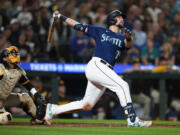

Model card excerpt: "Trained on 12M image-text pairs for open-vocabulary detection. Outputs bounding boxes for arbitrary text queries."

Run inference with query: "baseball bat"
[47,10,59,43]
[47,20,55,43]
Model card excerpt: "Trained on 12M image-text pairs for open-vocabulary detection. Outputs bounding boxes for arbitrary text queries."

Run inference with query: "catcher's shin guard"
[18,93,36,118]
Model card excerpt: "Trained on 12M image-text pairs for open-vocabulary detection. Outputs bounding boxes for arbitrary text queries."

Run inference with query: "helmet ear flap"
[109,18,117,26]
[106,16,117,27]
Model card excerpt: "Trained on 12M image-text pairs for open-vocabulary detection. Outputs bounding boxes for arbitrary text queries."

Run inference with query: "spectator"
[57,80,72,105]
[152,23,167,46]
[9,18,21,45]
[146,0,162,23]
[172,34,180,64]
[123,47,140,64]
[168,13,180,37]
[76,3,93,25]
[6,0,22,19]
[31,6,50,47]
[141,38,159,65]
[17,5,33,28]
[157,12,170,33]
[2,27,12,41]
[70,31,94,62]
[92,3,107,27]
[38,6,50,45]
[31,76,48,98]
[92,91,119,119]
[57,80,73,118]
[48,41,62,62]
[168,84,180,120]
[16,34,31,62]
[39,0,52,8]
[143,11,153,31]
[25,26,40,53]
[153,56,170,73]
[132,20,147,50]
[109,2,120,11]
[123,0,137,14]
[159,41,175,65]
[126,5,140,25]
[168,0,178,21]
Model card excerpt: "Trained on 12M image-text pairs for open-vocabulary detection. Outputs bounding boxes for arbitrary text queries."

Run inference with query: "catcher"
[0,46,46,124]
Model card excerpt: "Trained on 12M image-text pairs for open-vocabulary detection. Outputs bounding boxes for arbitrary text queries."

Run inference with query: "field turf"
[0,118,180,135]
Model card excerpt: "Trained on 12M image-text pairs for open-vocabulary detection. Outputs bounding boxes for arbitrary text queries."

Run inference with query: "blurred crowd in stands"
[1,0,180,120]
[0,0,179,64]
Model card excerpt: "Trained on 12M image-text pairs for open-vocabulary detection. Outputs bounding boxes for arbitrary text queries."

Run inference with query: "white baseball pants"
[52,57,132,115]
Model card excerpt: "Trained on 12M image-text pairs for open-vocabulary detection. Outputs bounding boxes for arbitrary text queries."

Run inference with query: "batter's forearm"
[53,11,79,27]
[125,36,134,48]
[65,17,88,33]
[65,18,80,27]
[62,16,88,32]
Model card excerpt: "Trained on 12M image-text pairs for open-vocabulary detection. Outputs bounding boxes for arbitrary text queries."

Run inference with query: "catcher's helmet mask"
[0,46,20,64]
[105,10,126,28]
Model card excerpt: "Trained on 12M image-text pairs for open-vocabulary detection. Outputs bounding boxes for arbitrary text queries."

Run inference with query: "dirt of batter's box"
[5,123,180,128]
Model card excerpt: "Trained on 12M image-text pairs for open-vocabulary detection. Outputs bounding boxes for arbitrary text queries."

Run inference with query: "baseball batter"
[45,10,152,127]
[0,46,46,124]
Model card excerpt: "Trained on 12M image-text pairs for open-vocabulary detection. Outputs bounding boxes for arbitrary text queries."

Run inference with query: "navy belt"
[100,59,113,70]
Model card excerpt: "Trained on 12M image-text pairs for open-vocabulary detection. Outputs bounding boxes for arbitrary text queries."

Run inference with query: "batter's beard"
[117,24,124,29]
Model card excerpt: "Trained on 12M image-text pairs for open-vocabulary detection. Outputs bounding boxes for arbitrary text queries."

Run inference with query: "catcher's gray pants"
[0,93,36,118]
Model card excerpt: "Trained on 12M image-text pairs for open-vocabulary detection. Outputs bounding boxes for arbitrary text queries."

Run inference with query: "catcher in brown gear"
[0,46,46,124]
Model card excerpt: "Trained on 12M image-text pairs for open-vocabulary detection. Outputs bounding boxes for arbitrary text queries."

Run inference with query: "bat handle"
[47,21,55,43]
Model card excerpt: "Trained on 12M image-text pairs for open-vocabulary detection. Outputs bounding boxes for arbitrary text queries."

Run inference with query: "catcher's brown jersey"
[0,64,24,100]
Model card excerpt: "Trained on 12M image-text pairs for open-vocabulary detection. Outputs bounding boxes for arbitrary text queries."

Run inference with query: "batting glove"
[53,13,61,19]
[124,28,132,41]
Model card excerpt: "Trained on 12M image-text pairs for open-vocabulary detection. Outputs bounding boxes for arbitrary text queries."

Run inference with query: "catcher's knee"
[0,112,13,124]
[18,93,32,103]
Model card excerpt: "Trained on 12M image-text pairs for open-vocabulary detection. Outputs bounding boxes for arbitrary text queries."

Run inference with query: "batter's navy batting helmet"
[105,10,126,27]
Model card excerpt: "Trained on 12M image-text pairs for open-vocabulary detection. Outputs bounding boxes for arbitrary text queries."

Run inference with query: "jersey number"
[115,50,121,60]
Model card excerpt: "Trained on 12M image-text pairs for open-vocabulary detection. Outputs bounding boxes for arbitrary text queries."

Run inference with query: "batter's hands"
[124,28,132,41]
[53,10,61,20]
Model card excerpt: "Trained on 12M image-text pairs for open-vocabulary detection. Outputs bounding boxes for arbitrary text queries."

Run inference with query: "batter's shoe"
[44,103,53,125]
[127,117,152,127]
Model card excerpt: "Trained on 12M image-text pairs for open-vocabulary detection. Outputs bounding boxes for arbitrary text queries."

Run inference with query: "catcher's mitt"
[34,93,46,120]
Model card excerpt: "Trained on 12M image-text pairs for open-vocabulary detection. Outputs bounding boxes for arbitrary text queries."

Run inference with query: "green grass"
[0,118,180,135]
[12,118,180,125]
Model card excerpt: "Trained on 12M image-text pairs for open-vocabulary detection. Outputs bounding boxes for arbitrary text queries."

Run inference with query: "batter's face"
[115,16,124,28]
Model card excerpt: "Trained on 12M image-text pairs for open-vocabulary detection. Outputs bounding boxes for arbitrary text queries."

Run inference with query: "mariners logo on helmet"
[105,10,126,27]
[0,46,20,64]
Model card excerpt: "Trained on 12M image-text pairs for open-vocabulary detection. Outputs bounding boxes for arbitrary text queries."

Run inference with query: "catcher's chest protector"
[0,64,22,100]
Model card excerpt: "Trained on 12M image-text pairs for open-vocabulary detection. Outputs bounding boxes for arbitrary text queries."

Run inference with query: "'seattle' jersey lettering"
[101,33,122,48]
[87,25,126,66]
